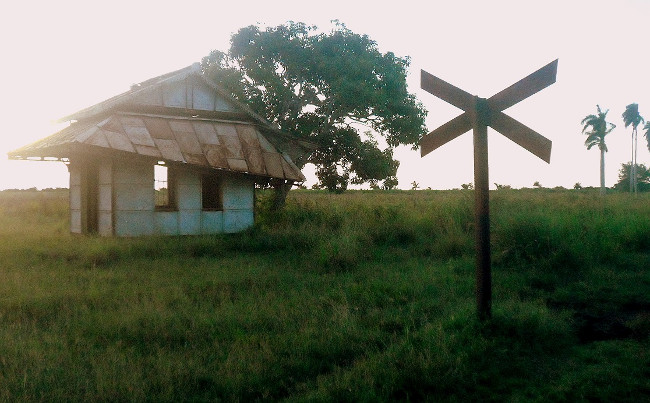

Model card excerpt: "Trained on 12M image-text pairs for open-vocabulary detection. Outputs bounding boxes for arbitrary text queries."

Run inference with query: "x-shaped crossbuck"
[421,59,557,162]
[420,60,558,319]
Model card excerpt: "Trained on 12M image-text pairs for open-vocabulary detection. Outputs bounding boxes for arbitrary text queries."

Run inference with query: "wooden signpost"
[420,60,558,320]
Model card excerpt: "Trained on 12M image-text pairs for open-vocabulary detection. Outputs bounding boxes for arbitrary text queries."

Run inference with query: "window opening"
[202,174,222,210]
[155,163,175,209]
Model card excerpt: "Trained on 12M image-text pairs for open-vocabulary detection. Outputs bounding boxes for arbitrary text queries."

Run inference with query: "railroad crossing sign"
[420,59,558,320]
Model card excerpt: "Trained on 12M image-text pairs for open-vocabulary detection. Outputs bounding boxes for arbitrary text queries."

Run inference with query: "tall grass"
[0,188,648,400]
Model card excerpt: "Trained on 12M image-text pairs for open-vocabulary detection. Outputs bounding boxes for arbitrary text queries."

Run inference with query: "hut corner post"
[472,97,492,320]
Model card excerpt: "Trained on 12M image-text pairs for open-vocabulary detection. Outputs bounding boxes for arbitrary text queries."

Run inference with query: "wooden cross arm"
[420,113,472,157]
[490,112,552,163]
[420,60,556,162]
[421,70,474,112]
[487,59,558,112]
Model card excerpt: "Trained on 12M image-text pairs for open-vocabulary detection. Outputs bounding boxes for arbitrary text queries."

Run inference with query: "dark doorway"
[84,163,99,234]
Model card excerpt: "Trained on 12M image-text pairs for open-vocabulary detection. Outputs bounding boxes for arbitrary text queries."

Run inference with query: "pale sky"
[2,0,649,190]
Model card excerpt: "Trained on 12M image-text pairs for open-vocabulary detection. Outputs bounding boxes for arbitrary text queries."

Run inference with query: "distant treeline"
[0,187,68,192]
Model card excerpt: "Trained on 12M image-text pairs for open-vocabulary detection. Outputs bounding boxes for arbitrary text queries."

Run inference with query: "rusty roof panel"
[168,120,194,133]
[281,157,302,181]
[173,131,202,155]
[219,134,243,159]
[135,145,162,158]
[169,120,202,155]
[174,131,202,155]
[120,117,156,147]
[183,152,209,166]
[154,138,185,162]
[236,124,261,149]
[203,144,228,169]
[10,111,305,182]
[192,122,219,145]
[227,158,248,172]
[86,131,110,148]
[257,131,277,153]
[243,148,266,175]
[214,122,238,138]
[127,128,155,147]
[103,118,124,133]
[73,123,101,144]
[103,130,135,153]
[262,152,284,178]
[143,117,175,140]
[120,115,146,127]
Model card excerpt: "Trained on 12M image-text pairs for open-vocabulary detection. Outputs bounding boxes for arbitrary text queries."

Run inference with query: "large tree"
[613,162,650,192]
[622,103,645,194]
[201,22,427,193]
[644,120,650,152]
[581,105,616,195]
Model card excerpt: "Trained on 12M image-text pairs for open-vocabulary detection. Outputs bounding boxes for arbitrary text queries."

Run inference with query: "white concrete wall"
[150,170,254,236]
[222,175,255,233]
[97,160,113,236]
[154,211,178,235]
[113,161,154,236]
[200,211,223,234]
[176,169,201,235]
[69,164,82,234]
[70,157,255,237]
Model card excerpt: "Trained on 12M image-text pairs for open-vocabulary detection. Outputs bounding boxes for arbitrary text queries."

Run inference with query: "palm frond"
[622,103,644,129]
[581,105,615,152]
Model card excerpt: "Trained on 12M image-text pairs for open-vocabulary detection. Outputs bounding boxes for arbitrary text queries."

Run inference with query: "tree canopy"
[614,162,650,192]
[201,22,427,191]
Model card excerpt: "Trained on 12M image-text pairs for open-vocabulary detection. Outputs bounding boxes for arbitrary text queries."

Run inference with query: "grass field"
[0,188,648,401]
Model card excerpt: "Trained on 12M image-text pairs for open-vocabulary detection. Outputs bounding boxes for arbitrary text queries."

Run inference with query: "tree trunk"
[633,129,638,195]
[272,180,294,210]
[600,147,606,196]
[631,132,634,193]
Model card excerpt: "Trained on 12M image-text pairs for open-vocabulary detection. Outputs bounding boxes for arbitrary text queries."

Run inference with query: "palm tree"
[622,103,645,194]
[582,105,616,195]
[644,121,650,152]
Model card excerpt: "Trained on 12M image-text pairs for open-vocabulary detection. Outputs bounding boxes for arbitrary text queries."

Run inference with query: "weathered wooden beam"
[487,59,558,112]
[490,112,552,163]
[469,97,492,320]
[420,113,471,157]
[421,70,474,112]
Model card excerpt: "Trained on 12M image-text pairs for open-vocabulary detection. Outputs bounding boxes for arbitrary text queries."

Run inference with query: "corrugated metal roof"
[9,63,313,182]
[54,63,315,162]
[9,114,305,182]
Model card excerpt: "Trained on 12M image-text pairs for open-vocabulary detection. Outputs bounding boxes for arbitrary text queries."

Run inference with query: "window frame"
[154,163,177,211]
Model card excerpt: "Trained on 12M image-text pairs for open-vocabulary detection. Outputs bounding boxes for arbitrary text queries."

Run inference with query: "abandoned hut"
[8,63,307,236]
